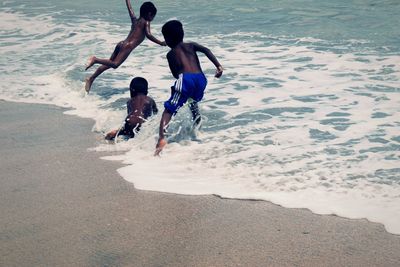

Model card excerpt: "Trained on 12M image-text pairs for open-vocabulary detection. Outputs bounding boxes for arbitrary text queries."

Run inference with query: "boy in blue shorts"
[155,20,223,155]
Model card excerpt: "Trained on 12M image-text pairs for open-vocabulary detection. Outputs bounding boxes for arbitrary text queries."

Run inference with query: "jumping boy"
[85,1,165,93]
[105,77,158,140]
[155,20,223,155]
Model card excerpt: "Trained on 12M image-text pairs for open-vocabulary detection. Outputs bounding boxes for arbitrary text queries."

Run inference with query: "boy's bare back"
[166,43,203,78]
[167,42,223,79]
[126,94,157,125]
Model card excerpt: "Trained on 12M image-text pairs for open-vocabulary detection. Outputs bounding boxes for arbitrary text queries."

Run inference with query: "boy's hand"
[105,129,118,141]
[215,66,223,78]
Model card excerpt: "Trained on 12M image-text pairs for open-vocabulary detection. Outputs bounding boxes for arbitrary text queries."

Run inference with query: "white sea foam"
[1,9,400,234]
[104,36,400,234]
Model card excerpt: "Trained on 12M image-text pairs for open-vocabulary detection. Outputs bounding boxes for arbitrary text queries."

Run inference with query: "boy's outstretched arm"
[193,42,223,77]
[145,22,166,46]
[125,0,136,23]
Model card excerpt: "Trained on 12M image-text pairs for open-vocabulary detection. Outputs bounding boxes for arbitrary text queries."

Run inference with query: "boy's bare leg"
[189,102,201,125]
[85,65,110,92]
[154,139,167,156]
[85,44,123,92]
[85,56,96,70]
[86,47,131,70]
[86,41,124,71]
[155,110,173,156]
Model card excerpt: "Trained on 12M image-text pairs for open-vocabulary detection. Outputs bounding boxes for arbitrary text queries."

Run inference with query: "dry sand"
[1,100,400,267]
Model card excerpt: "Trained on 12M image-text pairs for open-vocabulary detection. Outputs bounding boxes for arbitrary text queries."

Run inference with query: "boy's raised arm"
[192,42,223,77]
[125,0,136,22]
[145,22,166,46]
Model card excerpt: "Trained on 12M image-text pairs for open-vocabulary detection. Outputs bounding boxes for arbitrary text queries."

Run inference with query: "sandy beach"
[0,100,399,267]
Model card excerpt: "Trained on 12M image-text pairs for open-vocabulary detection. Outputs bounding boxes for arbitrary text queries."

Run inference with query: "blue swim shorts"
[164,72,207,114]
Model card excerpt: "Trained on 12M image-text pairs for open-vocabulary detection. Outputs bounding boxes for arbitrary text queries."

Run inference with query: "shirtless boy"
[155,20,223,155]
[105,77,158,140]
[85,1,165,92]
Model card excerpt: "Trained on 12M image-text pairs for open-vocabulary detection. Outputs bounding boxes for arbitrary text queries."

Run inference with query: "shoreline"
[1,100,400,266]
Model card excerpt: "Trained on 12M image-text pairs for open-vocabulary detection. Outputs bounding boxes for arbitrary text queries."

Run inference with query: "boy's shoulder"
[182,41,195,47]
[131,94,154,100]
[169,42,196,52]
[146,95,155,101]
[183,42,202,51]
[134,17,148,27]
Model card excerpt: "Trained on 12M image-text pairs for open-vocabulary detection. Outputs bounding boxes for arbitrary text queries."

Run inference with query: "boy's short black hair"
[130,77,148,97]
[162,20,184,48]
[140,2,157,18]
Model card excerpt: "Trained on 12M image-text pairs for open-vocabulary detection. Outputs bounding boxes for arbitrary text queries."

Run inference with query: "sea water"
[1,0,399,234]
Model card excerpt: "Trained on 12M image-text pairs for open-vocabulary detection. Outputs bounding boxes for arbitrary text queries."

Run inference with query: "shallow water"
[1,0,399,234]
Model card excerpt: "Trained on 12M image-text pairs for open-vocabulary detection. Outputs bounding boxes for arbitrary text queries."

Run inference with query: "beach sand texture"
[1,100,400,267]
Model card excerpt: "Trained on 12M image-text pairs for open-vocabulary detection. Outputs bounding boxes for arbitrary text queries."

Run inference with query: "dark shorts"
[164,73,207,114]
[117,118,142,139]
[117,123,136,138]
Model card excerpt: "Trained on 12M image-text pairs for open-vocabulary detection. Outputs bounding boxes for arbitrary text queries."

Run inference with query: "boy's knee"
[111,63,119,69]
[164,101,180,115]
[110,60,123,69]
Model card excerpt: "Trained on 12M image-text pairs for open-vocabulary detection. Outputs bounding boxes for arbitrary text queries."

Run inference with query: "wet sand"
[1,100,400,267]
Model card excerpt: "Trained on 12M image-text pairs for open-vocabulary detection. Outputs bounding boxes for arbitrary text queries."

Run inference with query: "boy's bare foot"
[85,56,96,70]
[85,77,93,93]
[154,138,167,156]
